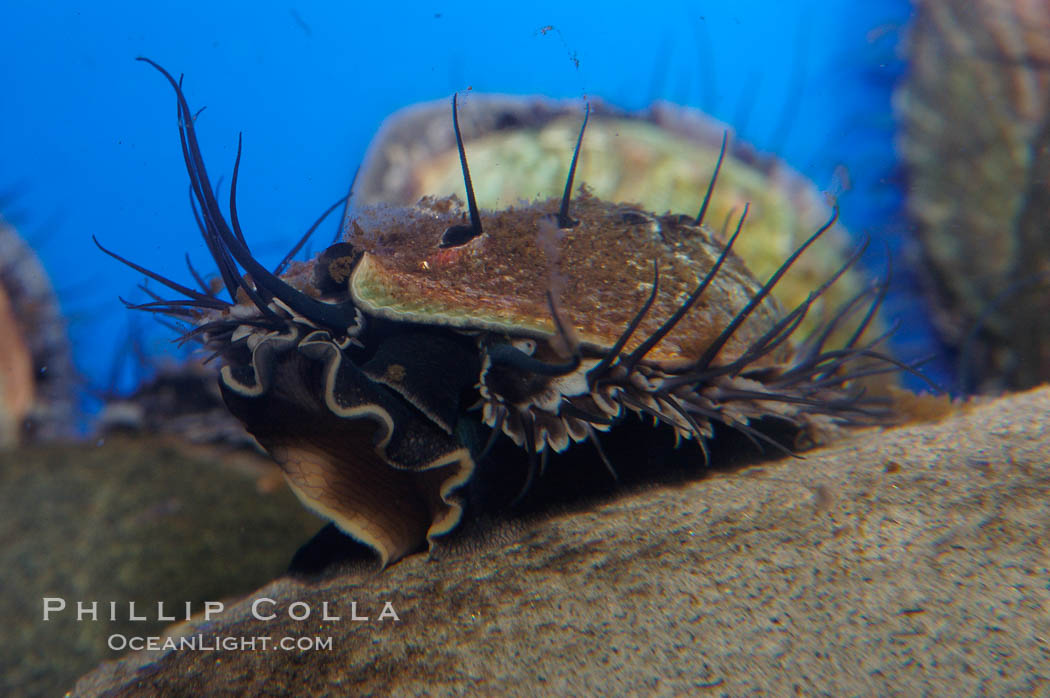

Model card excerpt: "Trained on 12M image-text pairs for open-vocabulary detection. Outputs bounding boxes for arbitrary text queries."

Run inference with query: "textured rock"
[896,0,1050,391]
[72,386,1050,696]
[0,439,322,698]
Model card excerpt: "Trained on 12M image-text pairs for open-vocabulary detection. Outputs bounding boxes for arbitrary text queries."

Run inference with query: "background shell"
[896,0,1050,392]
[0,216,76,447]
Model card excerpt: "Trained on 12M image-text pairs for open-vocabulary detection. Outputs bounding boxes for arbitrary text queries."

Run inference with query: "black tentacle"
[584,424,619,482]
[93,236,229,308]
[510,411,539,507]
[440,93,483,248]
[184,253,212,296]
[274,194,350,275]
[186,181,241,301]
[557,102,590,229]
[228,132,249,248]
[559,401,617,426]
[124,298,228,312]
[692,206,839,372]
[336,164,360,244]
[694,130,728,227]
[118,297,198,319]
[699,232,872,385]
[476,407,506,465]
[840,252,891,353]
[661,395,711,465]
[588,261,660,383]
[621,202,749,373]
[487,344,580,377]
[177,317,287,344]
[616,392,683,432]
[138,58,360,334]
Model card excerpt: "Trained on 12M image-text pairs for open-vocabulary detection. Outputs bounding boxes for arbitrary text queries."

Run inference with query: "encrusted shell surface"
[354,96,868,345]
[896,0,1050,391]
[348,192,783,366]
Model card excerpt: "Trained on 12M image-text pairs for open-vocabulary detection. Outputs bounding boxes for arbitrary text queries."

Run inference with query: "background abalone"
[896,0,1050,392]
[0,215,76,447]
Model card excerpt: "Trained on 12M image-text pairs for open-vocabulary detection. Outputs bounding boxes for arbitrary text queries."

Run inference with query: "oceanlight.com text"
[107,634,334,652]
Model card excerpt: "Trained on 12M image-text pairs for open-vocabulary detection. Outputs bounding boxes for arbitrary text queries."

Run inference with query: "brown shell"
[347,191,785,367]
[353,94,873,350]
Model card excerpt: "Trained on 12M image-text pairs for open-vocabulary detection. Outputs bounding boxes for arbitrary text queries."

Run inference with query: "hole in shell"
[439,224,481,248]
[542,212,579,229]
[618,210,651,225]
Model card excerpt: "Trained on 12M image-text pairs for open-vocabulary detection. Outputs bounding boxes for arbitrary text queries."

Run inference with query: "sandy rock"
[70,386,1050,696]
[0,439,323,698]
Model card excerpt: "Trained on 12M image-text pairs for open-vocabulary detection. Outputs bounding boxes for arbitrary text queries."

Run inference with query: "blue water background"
[2,0,938,413]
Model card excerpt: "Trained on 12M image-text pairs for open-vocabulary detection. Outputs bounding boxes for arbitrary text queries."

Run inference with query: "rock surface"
[0,439,323,698]
[71,387,1050,696]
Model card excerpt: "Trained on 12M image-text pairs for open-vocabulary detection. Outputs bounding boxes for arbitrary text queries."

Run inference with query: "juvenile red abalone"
[102,60,921,566]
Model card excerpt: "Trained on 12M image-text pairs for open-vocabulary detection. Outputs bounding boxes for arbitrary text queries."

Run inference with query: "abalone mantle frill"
[349,193,783,367]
